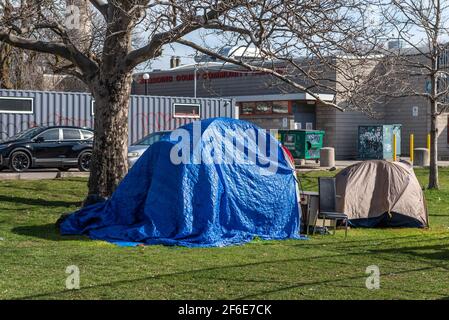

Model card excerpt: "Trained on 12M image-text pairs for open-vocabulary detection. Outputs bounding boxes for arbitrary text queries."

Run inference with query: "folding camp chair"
[313,177,349,238]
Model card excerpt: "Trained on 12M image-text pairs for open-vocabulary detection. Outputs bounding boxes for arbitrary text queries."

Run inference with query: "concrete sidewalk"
[1,158,448,180]
[0,169,89,180]
[296,158,449,172]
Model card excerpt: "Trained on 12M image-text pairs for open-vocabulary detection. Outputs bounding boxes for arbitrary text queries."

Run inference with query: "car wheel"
[78,151,92,172]
[9,151,31,172]
[58,167,70,172]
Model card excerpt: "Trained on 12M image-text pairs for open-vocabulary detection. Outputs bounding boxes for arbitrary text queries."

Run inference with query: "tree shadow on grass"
[12,223,89,242]
[368,243,449,273]
[7,253,367,299]
[293,234,449,250]
[13,256,445,300]
[370,243,449,262]
[0,195,81,208]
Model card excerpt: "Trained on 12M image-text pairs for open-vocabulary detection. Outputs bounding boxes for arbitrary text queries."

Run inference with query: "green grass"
[0,169,449,300]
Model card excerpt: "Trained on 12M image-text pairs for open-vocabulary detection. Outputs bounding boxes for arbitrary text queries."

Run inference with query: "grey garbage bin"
[414,148,430,167]
[320,147,335,168]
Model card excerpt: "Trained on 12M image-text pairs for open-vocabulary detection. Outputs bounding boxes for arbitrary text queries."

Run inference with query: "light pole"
[142,73,150,95]
[194,64,197,98]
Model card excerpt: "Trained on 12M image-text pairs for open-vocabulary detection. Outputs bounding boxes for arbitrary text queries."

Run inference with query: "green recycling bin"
[279,129,325,160]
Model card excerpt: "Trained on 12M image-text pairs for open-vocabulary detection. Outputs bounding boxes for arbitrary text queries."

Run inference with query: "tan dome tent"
[335,160,428,228]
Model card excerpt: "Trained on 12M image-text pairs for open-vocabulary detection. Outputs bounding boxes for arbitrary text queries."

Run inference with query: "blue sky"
[146,43,195,71]
[137,30,222,72]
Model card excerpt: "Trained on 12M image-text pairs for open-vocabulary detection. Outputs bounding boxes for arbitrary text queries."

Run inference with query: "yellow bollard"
[427,133,431,150]
[393,134,397,161]
[410,134,414,163]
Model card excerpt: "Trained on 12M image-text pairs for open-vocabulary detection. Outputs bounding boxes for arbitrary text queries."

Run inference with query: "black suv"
[0,126,93,172]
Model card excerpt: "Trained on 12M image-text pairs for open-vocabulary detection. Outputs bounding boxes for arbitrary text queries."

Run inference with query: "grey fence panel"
[0,89,235,144]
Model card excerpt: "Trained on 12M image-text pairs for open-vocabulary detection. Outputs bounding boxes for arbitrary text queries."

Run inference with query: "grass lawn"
[0,168,448,300]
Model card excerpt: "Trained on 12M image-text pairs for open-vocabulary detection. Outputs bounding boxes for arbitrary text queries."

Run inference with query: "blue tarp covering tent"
[60,118,301,247]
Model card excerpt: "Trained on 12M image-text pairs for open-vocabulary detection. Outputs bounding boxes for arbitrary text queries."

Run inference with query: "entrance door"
[293,102,316,130]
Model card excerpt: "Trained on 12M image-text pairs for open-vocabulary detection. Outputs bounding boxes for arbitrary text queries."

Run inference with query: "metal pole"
[427,133,431,151]
[194,64,197,98]
[145,82,148,95]
[393,134,397,162]
[410,134,414,163]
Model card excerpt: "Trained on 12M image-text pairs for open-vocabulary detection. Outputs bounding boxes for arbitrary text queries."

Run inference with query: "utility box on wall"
[279,129,325,160]
[358,125,402,160]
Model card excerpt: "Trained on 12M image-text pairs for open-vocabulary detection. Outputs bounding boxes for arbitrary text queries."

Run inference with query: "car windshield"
[133,131,171,146]
[4,127,45,142]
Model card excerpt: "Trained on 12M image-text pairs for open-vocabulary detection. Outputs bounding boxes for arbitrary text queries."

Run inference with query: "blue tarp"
[60,118,301,247]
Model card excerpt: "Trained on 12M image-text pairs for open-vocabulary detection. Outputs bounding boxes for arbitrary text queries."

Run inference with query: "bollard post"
[393,134,397,161]
[427,133,431,151]
[410,134,414,163]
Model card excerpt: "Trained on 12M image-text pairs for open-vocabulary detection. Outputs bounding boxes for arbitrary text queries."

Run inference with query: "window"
[437,76,449,103]
[255,102,272,114]
[63,129,81,140]
[173,103,201,118]
[239,101,290,115]
[7,127,45,141]
[81,130,94,140]
[272,101,289,114]
[138,135,158,145]
[0,97,33,114]
[91,100,95,116]
[39,129,60,141]
[438,48,449,68]
[240,102,255,115]
[133,132,169,146]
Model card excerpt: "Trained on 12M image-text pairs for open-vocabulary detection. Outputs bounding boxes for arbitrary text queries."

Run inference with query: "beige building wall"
[436,112,449,159]
[315,104,337,151]
[383,95,429,156]
[333,110,384,159]
[327,58,387,159]
[381,53,449,159]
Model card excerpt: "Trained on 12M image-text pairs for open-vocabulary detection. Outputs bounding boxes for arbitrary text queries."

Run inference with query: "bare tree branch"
[125,2,235,70]
[89,0,108,17]
[0,30,98,76]
[176,38,343,111]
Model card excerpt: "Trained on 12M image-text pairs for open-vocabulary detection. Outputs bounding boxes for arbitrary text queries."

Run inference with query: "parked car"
[128,131,172,167]
[0,126,94,172]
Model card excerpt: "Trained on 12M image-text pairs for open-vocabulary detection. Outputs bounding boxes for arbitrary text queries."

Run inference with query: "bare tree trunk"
[428,52,440,190]
[0,43,13,89]
[86,6,135,198]
[429,99,439,189]
[87,72,132,198]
